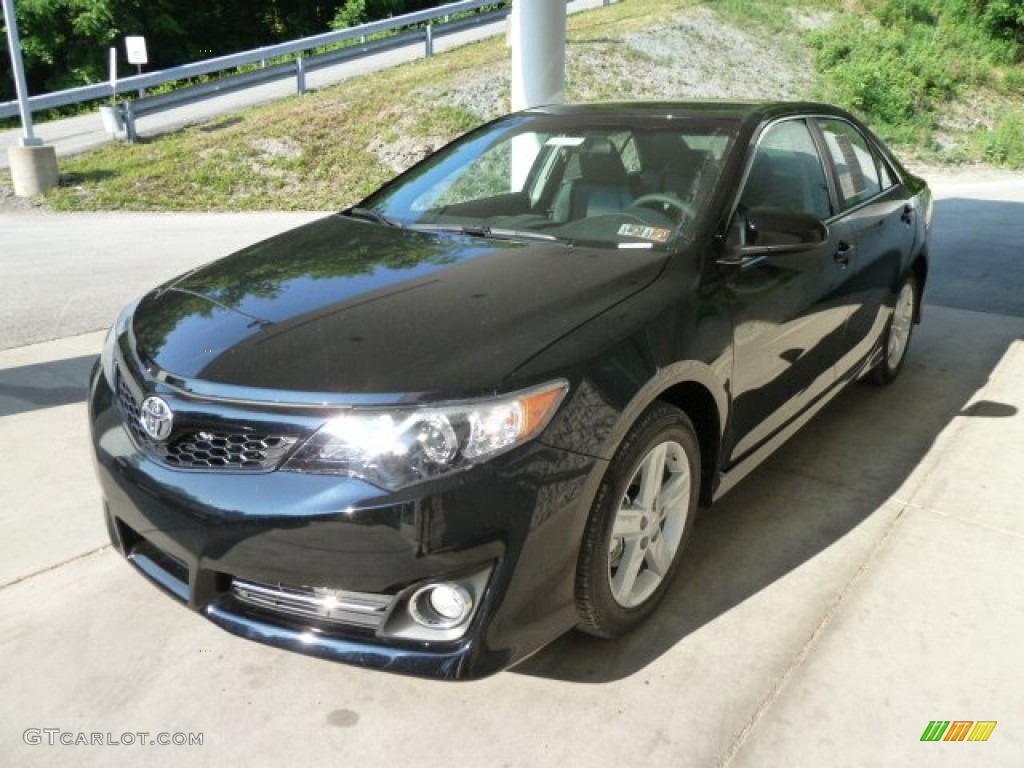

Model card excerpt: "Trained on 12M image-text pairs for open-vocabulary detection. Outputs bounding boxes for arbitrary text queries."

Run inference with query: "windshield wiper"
[409,223,569,244]
[344,207,402,228]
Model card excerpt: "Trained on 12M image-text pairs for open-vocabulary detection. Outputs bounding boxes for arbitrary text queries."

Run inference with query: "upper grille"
[115,368,299,472]
[164,431,298,470]
[116,370,148,446]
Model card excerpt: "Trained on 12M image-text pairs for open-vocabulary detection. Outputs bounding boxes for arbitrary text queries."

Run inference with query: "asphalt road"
[1,176,1022,767]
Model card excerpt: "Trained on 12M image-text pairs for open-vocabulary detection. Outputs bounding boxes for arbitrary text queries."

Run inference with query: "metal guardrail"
[0,0,510,123]
[115,15,500,141]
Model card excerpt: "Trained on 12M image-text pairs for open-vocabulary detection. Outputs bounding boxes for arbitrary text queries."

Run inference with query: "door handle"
[834,241,855,267]
[901,204,915,225]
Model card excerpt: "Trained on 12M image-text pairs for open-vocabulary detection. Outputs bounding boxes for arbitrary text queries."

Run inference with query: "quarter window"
[817,119,883,210]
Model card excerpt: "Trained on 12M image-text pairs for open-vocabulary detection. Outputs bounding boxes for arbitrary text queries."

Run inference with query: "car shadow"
[0,354,97,418]
[513,193,1024,683]
[923,197,1024,319]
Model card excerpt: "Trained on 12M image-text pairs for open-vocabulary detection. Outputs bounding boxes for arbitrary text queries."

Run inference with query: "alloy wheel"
[887,280,915,370]
[607,440,692,608]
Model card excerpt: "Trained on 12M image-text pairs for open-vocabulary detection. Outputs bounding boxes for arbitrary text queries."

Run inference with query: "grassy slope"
[43,0,696,212]
[19,0,1023,212]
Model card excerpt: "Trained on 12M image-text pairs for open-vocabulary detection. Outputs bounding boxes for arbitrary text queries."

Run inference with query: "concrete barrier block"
[7,144,59,197]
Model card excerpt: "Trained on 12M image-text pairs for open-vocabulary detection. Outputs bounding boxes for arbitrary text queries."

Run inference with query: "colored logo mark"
[921,720,997,742]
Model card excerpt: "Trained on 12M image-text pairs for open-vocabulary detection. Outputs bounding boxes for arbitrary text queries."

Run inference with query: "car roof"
[525,100,852,124]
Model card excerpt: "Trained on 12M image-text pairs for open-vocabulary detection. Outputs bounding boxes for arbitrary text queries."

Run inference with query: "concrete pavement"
[0,212,321,350]
[1,178,1022,766]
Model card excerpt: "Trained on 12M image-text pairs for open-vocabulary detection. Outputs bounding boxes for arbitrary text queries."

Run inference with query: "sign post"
[125,36,147,98]
[99,46,123,135]
[2,0,40,146]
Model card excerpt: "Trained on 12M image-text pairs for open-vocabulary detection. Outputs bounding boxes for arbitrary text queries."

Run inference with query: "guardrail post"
[296,57,307,95]
[122,102,137,143]
[425,23,434,57]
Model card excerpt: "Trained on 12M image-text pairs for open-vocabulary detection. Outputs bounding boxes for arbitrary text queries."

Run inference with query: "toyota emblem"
[139,396,174,441]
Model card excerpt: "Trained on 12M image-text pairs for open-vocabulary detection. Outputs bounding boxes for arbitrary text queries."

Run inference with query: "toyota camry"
[89,101,932,679]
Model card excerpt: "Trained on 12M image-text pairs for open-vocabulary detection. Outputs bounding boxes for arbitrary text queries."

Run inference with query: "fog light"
[409,583,473,629]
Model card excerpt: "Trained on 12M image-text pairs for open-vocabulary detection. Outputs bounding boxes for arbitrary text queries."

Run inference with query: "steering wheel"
[629,193,697,223]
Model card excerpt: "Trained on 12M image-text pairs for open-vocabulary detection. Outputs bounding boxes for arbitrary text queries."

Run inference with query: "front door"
[724,118,854,465]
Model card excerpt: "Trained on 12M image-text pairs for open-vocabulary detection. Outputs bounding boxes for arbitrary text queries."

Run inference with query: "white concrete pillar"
[510,0,566,112]
[7,145,59,196]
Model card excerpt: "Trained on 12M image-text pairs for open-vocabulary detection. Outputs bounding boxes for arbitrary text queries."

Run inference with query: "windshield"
[360,113,738,248]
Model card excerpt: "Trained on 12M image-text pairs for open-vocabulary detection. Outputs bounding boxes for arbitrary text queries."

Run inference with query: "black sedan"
[89,101,932,679]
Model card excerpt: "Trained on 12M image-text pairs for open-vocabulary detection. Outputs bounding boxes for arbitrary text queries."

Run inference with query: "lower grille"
[232,578,394,630]
[128,539,190,602]
[115,367,300,472]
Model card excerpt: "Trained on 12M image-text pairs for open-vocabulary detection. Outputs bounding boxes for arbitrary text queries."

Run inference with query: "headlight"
[283,380,569,490]
[100,301,138,385]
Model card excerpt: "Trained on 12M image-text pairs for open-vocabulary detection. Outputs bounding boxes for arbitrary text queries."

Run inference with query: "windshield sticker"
[545,136,586,147]
[618,224,672,243]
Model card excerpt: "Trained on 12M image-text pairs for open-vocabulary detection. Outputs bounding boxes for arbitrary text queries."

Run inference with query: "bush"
[1004,68,1024,93]
[812,0,1024,151]
[977,109,1024,167]
[811,14,959,144]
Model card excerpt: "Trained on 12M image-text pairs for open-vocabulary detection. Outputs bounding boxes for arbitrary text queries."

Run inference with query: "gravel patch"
[416,6,817,125]
[372,5,818,173]
[574,6,815,102]
[368,135,446,173]
[250,137,302,160]
[0,178,45,213]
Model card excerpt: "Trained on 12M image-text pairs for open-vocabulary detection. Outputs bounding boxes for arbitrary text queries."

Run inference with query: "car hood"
[131,215,668,398]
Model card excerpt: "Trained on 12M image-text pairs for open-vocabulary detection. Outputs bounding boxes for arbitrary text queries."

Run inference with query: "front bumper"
[89,363,604,680]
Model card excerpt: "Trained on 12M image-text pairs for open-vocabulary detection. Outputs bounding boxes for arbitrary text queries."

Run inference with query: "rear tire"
[575,402,700,638]
[869,274,917,386]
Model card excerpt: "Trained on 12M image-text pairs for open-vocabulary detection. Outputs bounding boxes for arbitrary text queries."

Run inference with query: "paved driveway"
[1,177,1022,766]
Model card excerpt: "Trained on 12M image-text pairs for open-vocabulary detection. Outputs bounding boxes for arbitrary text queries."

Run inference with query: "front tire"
[575,402,700,638]
[869,274,918,386]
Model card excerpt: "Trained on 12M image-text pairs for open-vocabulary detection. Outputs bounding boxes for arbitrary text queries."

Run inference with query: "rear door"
[725,118,856,464]
[812,118,917,377]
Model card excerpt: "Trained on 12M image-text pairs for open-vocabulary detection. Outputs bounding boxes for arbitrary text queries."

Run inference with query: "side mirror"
[741,208,828,251]
[717,207,828,271]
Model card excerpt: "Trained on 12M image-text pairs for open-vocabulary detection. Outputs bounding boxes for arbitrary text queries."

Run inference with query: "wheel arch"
[655,381,722,507]
[910,250,928,323]
[592,361,728,510]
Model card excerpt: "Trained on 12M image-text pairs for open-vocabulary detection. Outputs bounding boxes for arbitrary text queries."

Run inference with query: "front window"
[740,119,832,220]
[362,114,737,248]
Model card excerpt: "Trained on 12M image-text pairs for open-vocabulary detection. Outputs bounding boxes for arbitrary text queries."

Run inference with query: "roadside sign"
[125,36,148,65]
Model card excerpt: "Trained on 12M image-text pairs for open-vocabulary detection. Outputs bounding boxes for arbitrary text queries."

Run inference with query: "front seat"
[552,140,633,222]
